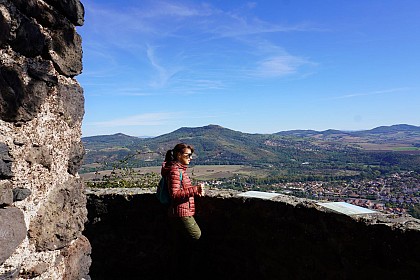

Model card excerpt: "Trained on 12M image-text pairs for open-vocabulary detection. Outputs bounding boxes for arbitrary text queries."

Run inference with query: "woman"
[161,143,205,275]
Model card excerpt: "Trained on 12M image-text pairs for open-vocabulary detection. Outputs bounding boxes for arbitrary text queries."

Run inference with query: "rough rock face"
[0,0,90,279]
[29,178,87,251]
[85,188,420,280]
[0,143,13,178]
[0,208,26,264]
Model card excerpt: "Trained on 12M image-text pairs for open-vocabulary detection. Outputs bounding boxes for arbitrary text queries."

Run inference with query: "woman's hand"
[197,183,205,197]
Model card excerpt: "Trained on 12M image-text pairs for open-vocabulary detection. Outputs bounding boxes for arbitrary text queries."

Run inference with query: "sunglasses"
[183,153,193,159]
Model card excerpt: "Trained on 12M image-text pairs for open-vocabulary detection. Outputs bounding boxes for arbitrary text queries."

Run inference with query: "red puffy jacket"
[161,161,200,217]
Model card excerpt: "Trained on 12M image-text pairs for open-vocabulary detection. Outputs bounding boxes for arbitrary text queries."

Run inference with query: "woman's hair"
[164,143,194,162]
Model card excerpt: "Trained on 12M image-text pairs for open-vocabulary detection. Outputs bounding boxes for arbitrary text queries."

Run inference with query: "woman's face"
[177,148,193,165]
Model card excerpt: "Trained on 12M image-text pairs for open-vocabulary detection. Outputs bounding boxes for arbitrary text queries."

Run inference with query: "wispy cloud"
[146,45,181,88]
[141,1,212,18]
[112,88,155,96]
[86,112,182,127]
[237,40,316,78]
[210,18,320,39]
[84,1,321,42]
[332,87,411,100]
[167,79,226,95]
[82,1,322,96]
[83,1,212,38]
[252,55,313,78]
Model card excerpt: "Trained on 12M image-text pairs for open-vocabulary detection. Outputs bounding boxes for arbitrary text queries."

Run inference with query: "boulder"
[57,82,84,127]
[27,58,58,86]
[43,0,84,26]
[12,187,31,202]
[0,207,26,265]
[0,143,13,179]
[28,177,87,251]
[47,25,83,76]
[0,180,13,206]
[0,63,48,122]
[0,4,11,46]
[12,0,68,29]
[25,145,52,171]
[9,13,45,58]
[67,140,85,175]
[61,236,91,280]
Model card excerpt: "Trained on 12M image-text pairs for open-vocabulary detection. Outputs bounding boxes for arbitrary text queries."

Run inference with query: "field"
[189,165,269,180]
[80,164,269,182]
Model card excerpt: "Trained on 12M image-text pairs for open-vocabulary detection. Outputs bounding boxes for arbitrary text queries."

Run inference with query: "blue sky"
[78,0,420,137]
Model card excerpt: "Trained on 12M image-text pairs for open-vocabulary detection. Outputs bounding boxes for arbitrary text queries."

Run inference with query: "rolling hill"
[81,124,420,177]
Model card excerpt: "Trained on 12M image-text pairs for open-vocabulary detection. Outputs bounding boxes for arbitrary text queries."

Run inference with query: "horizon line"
[81,123,419,138]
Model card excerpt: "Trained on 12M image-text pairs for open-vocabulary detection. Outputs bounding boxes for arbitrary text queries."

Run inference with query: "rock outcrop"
[0,0,90,279]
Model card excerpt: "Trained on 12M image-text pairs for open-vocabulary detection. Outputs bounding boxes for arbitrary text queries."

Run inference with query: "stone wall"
[0,0,90,279]
[85,188,420,280]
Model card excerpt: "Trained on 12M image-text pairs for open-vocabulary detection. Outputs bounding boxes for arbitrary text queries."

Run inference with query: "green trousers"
[171,216,201,240]
[168,216,202,277]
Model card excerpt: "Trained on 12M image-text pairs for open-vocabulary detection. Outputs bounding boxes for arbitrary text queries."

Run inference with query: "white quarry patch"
[11,107,78,227]
[0,238,63,278]
[237,191,281,200]
[318,201,377,216]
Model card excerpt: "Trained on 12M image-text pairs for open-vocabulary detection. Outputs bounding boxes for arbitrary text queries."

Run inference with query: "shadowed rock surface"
[85,188,420,280]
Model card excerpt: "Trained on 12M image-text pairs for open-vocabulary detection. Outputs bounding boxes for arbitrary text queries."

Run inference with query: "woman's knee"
[191,226,201,240]
[182,216,201,240]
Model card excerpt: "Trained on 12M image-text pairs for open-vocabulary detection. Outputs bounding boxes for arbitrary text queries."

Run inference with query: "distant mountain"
[81,124,420,175]
[131,124,282,166]
[276,124,420,136]
[83,133,141,148]
[275,124,420,146]
[82,124,321,167]
[357,124,420,134]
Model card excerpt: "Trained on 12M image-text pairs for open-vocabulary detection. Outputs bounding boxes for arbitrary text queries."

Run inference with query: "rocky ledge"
[85,187,420,280]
